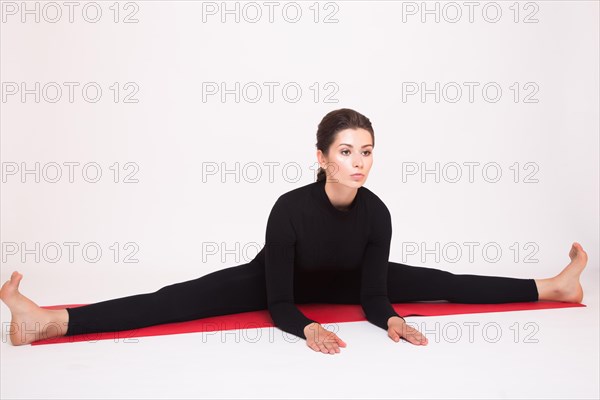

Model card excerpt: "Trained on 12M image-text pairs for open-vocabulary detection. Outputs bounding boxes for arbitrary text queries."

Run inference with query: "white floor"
[1,268,598,400]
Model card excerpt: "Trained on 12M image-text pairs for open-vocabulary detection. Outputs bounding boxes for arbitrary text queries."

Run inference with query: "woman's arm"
[361,195,428,346]
[360,199,403,331]
[265,196,318,340]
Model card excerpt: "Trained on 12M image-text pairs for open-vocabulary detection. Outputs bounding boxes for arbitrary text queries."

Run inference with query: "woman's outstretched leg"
[0,261,268,346]
[387,242,588,304]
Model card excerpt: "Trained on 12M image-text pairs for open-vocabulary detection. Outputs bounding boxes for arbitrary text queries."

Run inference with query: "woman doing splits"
[0,108,588,355]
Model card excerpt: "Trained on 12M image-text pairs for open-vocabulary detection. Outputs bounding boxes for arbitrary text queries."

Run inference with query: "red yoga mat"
[29,301,585,345]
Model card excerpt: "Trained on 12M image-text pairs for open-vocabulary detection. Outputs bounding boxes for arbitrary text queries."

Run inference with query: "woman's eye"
[341,149,371,156]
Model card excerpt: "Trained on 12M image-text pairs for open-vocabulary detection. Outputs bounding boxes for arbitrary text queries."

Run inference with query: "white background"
[1,1,598,399]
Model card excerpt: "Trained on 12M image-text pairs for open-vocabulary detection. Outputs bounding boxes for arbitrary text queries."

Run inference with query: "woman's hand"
[387,316,428,345]
[304,322,347,355]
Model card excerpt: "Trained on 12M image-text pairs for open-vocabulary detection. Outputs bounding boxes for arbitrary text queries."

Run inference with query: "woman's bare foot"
[535,242,588,303]
[0,271,69,345]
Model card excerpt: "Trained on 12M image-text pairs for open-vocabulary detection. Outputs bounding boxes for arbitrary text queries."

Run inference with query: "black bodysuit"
[261,178,401,338]
[64,180,539,340]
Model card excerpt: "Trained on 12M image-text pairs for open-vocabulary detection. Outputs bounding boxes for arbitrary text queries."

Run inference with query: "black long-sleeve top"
[253,179,401,340]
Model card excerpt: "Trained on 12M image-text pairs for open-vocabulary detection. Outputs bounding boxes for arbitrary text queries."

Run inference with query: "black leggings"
[64,261,539,337]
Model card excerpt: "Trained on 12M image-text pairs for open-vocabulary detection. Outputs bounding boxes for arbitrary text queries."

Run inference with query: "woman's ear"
[316,149,325,168]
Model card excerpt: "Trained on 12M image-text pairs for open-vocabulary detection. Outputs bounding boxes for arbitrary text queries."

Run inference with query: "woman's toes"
[569,243,580,261]
[11,271,23,287]
[0,272,23,304]
[565,244,588,273]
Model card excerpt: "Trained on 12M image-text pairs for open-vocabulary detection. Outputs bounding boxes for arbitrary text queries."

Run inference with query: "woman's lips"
[351,174,364,180]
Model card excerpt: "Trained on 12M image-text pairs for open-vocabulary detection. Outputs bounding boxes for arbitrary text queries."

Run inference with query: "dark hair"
[315,108,375,182]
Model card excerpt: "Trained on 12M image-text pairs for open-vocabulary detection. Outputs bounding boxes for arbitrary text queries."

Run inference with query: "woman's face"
[318,128,374,188]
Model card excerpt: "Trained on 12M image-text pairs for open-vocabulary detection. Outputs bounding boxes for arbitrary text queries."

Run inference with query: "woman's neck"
[324,181,358,211]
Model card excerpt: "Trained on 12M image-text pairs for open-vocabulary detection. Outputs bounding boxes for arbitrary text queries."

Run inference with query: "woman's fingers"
[323,338,338,354]
[389,322,429,346]
[320,341,335,354]
[307,333,343,354]
[309,339,330,354]
[402,325,428,345]
[305,327,348,354]
[322,331,340,353]
[335,336,347,347]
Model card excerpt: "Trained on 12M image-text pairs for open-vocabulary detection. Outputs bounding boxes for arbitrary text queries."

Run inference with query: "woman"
[0,108,588,355]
